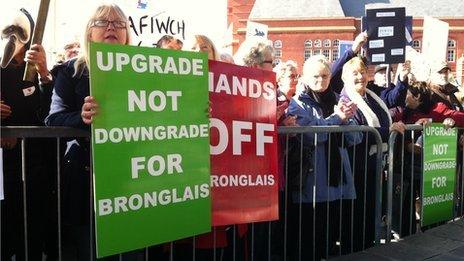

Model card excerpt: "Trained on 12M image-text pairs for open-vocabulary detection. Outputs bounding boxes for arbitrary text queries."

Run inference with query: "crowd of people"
[2,3,464,261]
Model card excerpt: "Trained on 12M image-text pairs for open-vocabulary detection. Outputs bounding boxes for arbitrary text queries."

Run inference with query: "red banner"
[209,60,278,226]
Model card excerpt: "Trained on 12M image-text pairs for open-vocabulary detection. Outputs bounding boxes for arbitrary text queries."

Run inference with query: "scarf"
[304,86,343,186]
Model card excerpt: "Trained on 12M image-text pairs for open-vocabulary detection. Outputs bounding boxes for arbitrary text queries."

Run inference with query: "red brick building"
[228,0,464,85]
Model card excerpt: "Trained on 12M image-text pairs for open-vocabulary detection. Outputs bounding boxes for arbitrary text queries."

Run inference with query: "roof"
[249,0,464,19]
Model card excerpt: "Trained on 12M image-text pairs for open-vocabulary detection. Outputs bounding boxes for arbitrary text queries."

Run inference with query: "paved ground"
[333,219,464,260]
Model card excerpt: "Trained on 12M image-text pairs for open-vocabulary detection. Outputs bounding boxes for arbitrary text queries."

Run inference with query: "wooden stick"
[23,0,51,82]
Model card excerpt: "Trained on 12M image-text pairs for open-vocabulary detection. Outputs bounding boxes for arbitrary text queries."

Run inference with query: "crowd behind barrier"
[3,124,464,260]
[2,3,464,261]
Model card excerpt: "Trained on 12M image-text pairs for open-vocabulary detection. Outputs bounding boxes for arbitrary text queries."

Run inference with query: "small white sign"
[246,21,268,40]
[422,16,449,63]
[369,39,384,49]
[378,26,394,37]
[372,53,386,63]
[376,12,395,17]
[391,48,404,56]
[22,86,36,97]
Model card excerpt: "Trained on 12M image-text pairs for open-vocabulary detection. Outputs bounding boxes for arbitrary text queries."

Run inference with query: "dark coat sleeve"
[329,49,356,93]
[45,61,89,130]
[377,75,408,108]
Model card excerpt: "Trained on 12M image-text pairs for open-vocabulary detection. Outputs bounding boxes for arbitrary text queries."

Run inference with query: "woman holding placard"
[45,4,133,260]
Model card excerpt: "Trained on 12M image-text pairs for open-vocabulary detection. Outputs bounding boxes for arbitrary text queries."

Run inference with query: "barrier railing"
[386,124,464,244]
[1,125,384,261]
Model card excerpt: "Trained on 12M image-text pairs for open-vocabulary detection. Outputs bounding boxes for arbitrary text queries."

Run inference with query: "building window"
[304,40,312,49]
[333,39,339,47]
[447,49,455,62]
[314,39,322,48]
[313,49,321,56]
[304,49,312,60]
[273,59,281,66]
[274,40,282,49]
[332,49,339,62]
[413,40,421,48]
[274,49,282,58]
[323,39,331,48]
[322,49,330,60]
[448,39,456,62]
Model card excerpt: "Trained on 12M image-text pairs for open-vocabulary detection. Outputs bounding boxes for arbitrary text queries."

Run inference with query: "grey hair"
[242,42,274,67]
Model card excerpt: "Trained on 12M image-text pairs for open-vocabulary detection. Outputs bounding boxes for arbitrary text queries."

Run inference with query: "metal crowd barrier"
[1,125,384,261]
[386,124,464,244]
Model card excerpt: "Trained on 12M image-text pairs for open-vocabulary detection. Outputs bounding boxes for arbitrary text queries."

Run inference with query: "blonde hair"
[243,42,274,67]
[73,4,131,77]
[341,57,367,83]
[300,55,331,84]
[194,35,220,61]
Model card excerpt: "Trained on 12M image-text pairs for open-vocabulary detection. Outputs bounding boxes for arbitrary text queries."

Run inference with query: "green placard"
[422,123,457,226]
[89,42,211,257]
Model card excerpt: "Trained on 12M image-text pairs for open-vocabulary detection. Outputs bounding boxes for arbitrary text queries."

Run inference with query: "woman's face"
[345,67,368,94]
[89,11,127,45]
[305,63,331,93]
[257,52,274,71]
[192,40,214,60]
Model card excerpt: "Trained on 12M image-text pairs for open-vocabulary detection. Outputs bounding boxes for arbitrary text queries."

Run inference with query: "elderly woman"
[45,4,132,260]
[276,60,299,100]
[339,57,405,252]
[286,55,361,260]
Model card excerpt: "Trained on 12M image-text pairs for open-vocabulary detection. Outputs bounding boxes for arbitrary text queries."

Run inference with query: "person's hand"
[352,31,368,54]
[415,118,432,126]
[276,101,289,120]
[1,137,17,149]
[443,118,455,129]
[398,61,411,82]
[334,102,353,122]
[25,44,49,79]
[345,101,358,114]
[1,101,12,119]
[281,115,298,126]
[81,96,99,125]
[390,121,406,134]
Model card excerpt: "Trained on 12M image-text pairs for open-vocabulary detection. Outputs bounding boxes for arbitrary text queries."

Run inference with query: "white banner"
[422,16,449,63]
[120,0,227,48]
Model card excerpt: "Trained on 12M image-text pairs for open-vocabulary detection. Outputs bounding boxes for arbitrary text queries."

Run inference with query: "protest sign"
[209,60,279,226]
[246,21,268,40]
[338,40,353,57]
[405,46,430,81]
[119,0,227,48]
[89,42,211,257]
[363,7,406,64]
[422,124,457,226]
[422,16,449,63]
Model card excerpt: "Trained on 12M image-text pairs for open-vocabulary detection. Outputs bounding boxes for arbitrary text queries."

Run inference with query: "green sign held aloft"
[422,123,457,226]
[89,42,211,257]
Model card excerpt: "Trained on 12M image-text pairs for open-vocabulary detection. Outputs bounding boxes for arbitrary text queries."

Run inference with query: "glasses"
[91,20,127,29]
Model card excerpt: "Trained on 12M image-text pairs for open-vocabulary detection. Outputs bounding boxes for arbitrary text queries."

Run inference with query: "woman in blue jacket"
[286,55,361,260]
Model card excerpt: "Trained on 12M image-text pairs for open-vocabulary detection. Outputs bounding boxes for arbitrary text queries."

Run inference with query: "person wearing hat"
[366,61,411,108]
[429,60,462,111]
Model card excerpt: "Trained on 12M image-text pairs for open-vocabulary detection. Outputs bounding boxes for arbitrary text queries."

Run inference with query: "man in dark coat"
[1,8,57,260]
